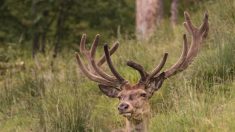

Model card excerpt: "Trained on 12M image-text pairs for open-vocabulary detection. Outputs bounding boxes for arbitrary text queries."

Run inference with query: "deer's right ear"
[98,84,120,98]
[145,72,165,97]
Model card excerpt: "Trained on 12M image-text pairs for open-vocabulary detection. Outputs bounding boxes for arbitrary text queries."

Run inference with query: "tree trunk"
[40,10,50,54]
[32,32,40,58]
[157,0,164,24]
[136,0,163,40]
[170,0,179,27]
[31,0,39,58]
[53,0,66,58]
[40,31,46,54]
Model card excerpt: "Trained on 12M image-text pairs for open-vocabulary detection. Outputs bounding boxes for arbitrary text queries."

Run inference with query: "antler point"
[184,11,191,20]
[204,12,209,19]
[126,60,134,66]
[104,44,109,49]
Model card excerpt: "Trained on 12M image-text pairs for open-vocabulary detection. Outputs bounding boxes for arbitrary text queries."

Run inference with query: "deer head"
[75,12,209,122]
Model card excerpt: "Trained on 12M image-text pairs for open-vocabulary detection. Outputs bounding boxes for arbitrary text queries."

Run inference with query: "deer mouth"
[119,112,132,117]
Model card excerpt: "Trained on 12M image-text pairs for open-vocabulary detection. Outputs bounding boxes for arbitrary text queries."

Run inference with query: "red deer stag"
[75,11,209,132]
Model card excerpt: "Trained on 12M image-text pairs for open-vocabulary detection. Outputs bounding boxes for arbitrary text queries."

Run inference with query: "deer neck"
[125,116,149,132]
[125,106,150,132]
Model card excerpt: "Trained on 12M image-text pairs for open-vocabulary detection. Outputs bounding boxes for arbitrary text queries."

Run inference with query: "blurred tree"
[31,0,54,57]
[0,0,135,48]
[136,0,163,40]
[170,0,179,27]
[53,0,73,58]
[0,0,207,57]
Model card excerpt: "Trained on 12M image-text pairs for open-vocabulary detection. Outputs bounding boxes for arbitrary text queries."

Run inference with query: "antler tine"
[97,42,119,66]
[75,53,114,86]
[90,34,100,58]
[88,34,118,82]
[147,53,168,80]
[79,34,119,68]
[164,34,188,78]
[180,12,209,69]
[90,34,117,82]
[90,60,118,82]
[125,52,168,84]
[79,34,100,73]
[199,12,209,38]
[127,61,148,82]
[80,34,88,55]
[104,44,127,83]
[183,11,196,34]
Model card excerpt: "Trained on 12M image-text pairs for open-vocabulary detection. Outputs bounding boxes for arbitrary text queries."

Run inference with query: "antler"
[164,11,209,78]
[127,53,168,83]
[76,12,209,90]
[76,34,127,88]
[127,11,209,83]
[79,34,119,68]
[104,44,127,83]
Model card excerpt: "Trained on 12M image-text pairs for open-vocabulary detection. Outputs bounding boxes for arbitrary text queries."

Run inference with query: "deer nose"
[118,103,129,112]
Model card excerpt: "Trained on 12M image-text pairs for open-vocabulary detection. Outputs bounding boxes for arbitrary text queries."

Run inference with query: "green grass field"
[0,0,235,131]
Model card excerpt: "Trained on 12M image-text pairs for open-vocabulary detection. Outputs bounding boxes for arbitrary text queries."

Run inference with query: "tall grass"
[0,0,235,131]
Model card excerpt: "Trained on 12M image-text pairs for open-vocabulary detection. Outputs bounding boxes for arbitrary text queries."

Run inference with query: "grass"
[0,0,235,131]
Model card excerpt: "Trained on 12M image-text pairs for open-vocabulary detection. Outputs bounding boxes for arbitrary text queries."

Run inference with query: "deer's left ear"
[145,72,165,97]
[98,84,120,98]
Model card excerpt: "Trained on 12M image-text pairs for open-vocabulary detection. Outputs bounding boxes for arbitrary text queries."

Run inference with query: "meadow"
[0,0,235,131]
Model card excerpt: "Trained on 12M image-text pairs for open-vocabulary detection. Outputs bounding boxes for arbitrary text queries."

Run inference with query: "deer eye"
[128,95,133,100]
[140,93,147,98]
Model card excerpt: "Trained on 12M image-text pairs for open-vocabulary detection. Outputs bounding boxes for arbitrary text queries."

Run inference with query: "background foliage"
[0,0,205,48]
